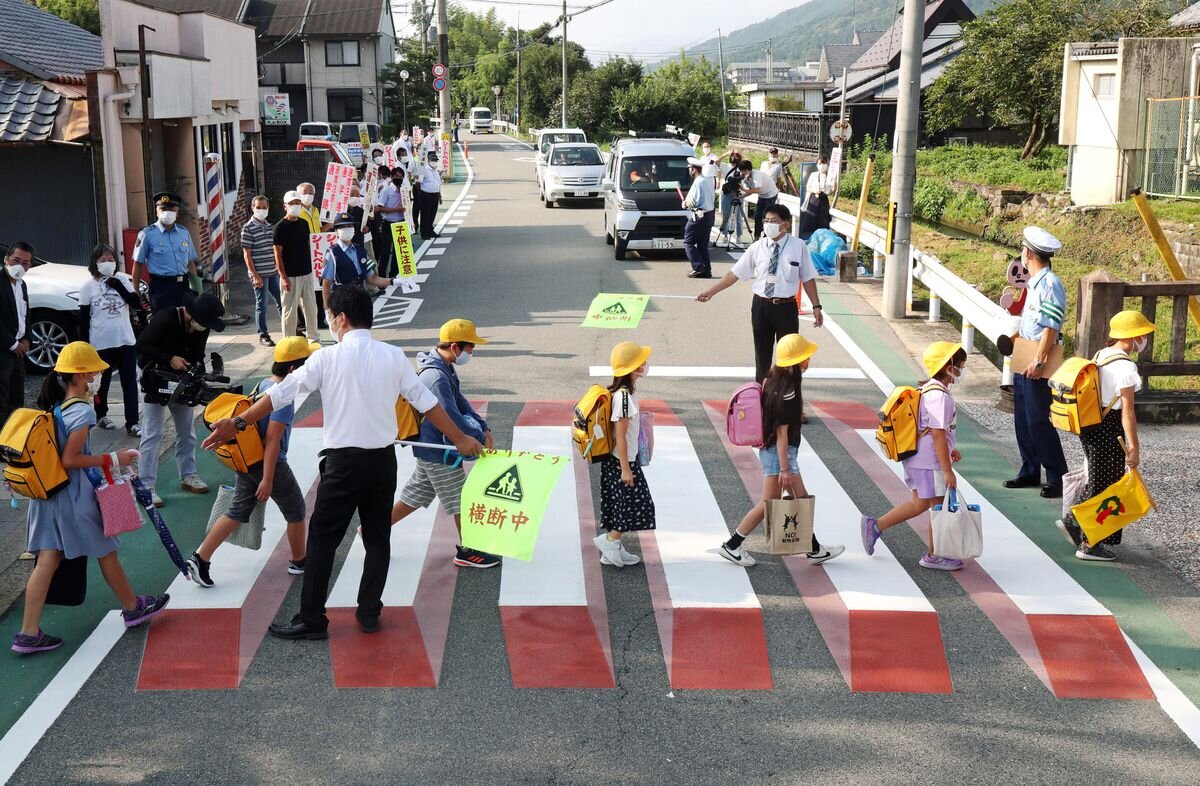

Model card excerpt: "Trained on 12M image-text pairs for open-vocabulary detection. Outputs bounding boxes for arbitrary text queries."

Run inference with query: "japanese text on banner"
[391,221,417,278]
[309,232,338,279]
[461,451,570,561]
[581,293,650,328]
[363,168,378,230]
[319,162,356,223]
[440,133,451,176]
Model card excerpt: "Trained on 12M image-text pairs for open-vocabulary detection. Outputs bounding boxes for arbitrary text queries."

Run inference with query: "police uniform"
[134,192,197,313]
[1009,226,1068,494]
[683,158,717,277]
[322,213,373,292]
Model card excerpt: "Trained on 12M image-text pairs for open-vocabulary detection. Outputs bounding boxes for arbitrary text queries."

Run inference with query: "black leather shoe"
[356,613,380,634]
[687,270,713,279]
[268,617,328,640]
[1040,485,1063,499]
[1003,477,1040,489]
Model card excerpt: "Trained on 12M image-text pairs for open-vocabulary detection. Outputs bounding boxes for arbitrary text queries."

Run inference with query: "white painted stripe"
[795,436,933,613]
[1124,633,1200,749]
[327,445,439,607]
[855,429,1108,616]
[586,366,864,380]
[447,219,464,225]
[499,133,535,150]
[441,226,460,234]
[499,426,585,606]
[166,427,323,609]
[418,259,438,270]
[823,313,893,396]
[0,612,126,785]
[434,238,453,245]
[425,247,447,256]
[642,426,759,608]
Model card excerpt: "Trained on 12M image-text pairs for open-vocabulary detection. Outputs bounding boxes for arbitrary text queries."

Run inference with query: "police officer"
[320,212,401,306]
[1005,226,1068,499]
[683,157,717,279]
[133,192,200,314]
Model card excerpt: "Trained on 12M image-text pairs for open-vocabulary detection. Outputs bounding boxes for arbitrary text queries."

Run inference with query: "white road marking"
[425,248,447,256]
[418,259,438,270]
[434,238,453,245]
[587,366,865,380]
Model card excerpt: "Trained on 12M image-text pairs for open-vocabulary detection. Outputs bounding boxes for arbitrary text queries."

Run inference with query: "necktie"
[764,240,781,298]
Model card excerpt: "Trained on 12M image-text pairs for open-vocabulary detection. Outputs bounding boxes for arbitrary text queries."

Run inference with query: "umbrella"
[128,474,190,579]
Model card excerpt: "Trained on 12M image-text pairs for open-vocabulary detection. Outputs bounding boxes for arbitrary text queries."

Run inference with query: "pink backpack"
[726,382,765,447]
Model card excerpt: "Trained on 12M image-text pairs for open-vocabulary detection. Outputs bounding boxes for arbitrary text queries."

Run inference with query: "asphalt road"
[6,133,1200,785]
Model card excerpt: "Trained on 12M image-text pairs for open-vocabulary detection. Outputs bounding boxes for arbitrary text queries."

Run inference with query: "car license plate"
[652,238,675,250]
[574,191,589,197]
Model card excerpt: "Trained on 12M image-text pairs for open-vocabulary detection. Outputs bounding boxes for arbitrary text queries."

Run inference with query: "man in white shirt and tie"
[696,203,825,382]
[203,287,483,639]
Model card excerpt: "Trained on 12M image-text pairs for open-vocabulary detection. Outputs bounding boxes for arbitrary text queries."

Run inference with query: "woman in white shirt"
[797,155,834,237]
[79,244,143,437]
[1060,310,1155,562]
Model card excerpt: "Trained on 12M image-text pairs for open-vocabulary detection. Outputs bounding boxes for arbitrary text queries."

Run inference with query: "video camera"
[141,352,242,407]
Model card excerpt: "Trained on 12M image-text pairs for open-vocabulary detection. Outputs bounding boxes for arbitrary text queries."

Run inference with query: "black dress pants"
[299,446,398,628]
[751,294,800,383]
[0,349,25,428]
[419,190,440,238]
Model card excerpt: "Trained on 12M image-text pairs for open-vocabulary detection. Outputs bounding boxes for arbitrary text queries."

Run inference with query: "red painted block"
[669,608,773,690]
[849,610,954,694]
[1028,614,1154,700]
[328,607,437,688]
[500,606,615,689]
[137,609,240,690]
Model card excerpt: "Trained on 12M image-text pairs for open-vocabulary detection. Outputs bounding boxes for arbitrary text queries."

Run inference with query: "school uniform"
[599,388,655,533]
[729,234,818,382]
[1013,266,1068,489]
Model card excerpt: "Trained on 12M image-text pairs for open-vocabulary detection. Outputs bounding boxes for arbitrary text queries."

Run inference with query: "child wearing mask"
[79,244,144,437]
[13,342,170,654]
[861,341,968,571]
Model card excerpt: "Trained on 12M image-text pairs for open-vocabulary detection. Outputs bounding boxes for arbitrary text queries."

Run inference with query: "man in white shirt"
[203,287,483,639]
[0,242,31,426]
[391,130,413,163]
[696,203,825,382]
[416,152,444,240]
[740,154,782,240]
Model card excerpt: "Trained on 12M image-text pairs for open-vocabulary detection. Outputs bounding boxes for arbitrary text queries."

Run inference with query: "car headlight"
[547,173,561,184]
[617,199,638,211]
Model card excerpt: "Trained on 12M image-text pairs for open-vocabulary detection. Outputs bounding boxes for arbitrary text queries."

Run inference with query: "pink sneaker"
[919,552,964,571]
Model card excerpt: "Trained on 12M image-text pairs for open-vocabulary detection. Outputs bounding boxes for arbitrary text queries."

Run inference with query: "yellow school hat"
[1109,310,1155,340]
[776,334,817,367]
[54,342,108,374]
[922,341,963,378]
[274,336,320,363]
[439,318,490,345]
[611,341,652,376]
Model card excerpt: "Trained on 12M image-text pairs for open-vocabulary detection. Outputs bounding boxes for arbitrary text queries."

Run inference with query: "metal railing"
[728,110,836,155]
[1143,96,1200,201]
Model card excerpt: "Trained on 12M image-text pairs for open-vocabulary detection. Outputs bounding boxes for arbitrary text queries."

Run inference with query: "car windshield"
[473,110,491,120]
[338,126,358,142]
[541,133,585,153]
[551,148,602,166]
[301,124,327,136]
[620,156,694,191]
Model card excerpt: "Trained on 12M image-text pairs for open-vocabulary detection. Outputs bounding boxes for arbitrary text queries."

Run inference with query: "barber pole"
[204,154,227,286]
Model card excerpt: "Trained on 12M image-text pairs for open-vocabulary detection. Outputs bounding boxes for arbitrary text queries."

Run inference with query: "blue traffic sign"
[433,77,447,92]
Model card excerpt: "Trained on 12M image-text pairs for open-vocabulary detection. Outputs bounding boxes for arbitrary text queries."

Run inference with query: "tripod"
[714,194,749,249]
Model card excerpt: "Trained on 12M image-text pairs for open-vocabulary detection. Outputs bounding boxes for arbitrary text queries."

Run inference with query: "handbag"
[1070,466,1157,547]
[206,484,266,551]
[1062,463,1089,520]
[763,495,815,555]
[637,411,655,467]
[38,554,87,606]
[93,463,144,538]
[930,488,983,560]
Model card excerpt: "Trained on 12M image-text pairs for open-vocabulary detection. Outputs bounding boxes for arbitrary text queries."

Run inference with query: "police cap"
[1022,226,1062,257]
[153,191,182,210]
[332,212,356,229]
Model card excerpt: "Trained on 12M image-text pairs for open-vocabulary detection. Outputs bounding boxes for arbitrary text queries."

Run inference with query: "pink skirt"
[903,465,946,500]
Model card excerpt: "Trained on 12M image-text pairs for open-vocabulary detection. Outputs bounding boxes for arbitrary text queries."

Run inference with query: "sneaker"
[860,516,880,556]
[1076,543,1117,562]
[18,551,34,560]
[150,488,164,507]
[259,334,276,347]
[1055,518,1082,547]
[807,544,845,565]
[126,423,142,438]
[180,474,209,494]
[919,552,964,571]
[592,533,625,568]
[122,594,170,627]
[719,542,758,567]
[12,629,63,654]
[97,416,116,430]
[453,546,499,569]
[616,543,641,566]
[287,558,306,575]
[186,552,214,588]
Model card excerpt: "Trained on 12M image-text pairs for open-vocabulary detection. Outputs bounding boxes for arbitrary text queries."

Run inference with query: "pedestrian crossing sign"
[484,465,523,503]
[602,302,627,315]
[581,293,650,328]
[462,450,569,561]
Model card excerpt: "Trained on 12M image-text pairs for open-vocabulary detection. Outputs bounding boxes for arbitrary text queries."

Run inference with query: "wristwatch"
[233,416,247,433]
[812,305,823,310]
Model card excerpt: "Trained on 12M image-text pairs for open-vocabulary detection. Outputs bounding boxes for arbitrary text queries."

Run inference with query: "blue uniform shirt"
[321,242,368,289]
[684,174,715,212]
[1019,266,1066,341]
[133,221,197,276]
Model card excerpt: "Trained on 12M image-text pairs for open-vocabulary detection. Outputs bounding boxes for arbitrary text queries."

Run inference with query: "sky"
[393,0,809,64]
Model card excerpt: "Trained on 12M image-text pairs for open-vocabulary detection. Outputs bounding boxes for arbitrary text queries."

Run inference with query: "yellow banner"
[391,221,417,279]
[1071,468,1157,546]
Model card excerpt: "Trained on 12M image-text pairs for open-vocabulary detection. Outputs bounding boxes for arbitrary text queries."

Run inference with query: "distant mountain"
[679,0,1002,68]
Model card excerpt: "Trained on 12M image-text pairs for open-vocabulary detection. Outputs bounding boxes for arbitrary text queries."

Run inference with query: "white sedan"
[22,261,94,373]
[540,143,606,208]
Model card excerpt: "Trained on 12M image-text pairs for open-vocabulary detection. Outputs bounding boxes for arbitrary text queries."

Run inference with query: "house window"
[328,89,363,123]
[1094,73,1116,99]
[220,122,237,188]
[325,40,360,67]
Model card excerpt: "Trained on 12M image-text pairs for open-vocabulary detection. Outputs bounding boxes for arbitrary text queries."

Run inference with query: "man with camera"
[135,293,226,506]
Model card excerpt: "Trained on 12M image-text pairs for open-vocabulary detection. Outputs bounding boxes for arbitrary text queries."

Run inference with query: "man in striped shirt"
[241,194,282,347]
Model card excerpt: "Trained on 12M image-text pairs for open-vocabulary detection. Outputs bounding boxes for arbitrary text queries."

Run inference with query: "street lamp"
[399,69,410,132]
[492,84,501,119]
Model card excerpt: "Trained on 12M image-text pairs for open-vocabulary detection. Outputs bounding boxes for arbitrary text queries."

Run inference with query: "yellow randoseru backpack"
[203,392,264,473]
[0,398,86,499]
[572,385,614,463]
[876,381,944,461]
[1049,352,1129,435]
[396,395,423,442]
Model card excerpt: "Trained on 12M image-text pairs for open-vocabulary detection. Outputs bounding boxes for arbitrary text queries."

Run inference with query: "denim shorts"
[758,445,800,477]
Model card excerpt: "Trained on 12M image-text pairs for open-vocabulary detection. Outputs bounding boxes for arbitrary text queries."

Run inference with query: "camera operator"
[135,293,225,507]
[717,151,747,249]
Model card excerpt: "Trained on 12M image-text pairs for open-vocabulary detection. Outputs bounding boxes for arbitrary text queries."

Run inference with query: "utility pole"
[561,1,568,127]
[516,13,522,134]
[716,27,728,125]
[766,38,773,84]
[436,0,451,136]
[882,0,924,320]
[137,24,156,221]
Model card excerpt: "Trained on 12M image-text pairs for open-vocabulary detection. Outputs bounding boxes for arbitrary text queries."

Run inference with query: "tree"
[31,0,99,35]
[567,58,642,136]
[614,56,725,138]
[926,0,1174,159]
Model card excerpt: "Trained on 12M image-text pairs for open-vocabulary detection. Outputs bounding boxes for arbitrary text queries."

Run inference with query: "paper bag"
[1011,336,1064,377]
[764,495,815,555]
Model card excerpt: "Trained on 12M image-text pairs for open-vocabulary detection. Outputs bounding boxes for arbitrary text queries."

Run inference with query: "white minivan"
[534,128,587,184]
[299,121,336,141]
[469,107,493,133]
[541,143,606,207]
[602,136,696,260]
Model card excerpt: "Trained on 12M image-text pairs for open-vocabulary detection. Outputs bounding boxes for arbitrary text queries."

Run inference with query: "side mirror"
[601,179,615,192]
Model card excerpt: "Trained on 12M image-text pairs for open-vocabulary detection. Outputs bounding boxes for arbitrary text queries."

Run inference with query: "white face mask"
[454,347,472,366]
[702,147,711,155]
[951,366,965,384]
[86,374,102,397]
[253,208,269,221]
[769,155,778,163]
[373,156,383,164]
[286,204,302,217]
[348,197,363,208]
[97,261,117,277]
[159,210,177,225]
[300,193,314,206]
[1133,336,1149,353]
[337,228,355,243]
[818,164,829,174]
[6,264,25,281]
[762,222,782,239]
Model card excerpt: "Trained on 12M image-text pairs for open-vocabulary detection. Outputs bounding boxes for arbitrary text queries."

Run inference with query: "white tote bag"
[930,488,983,561]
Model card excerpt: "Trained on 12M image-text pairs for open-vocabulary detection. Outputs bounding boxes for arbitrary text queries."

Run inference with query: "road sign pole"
[883,0,924,321]
[436,0,451,142]
[561,0,568,127]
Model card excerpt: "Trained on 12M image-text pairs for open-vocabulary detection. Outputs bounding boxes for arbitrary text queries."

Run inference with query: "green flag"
[581,293,650,329]
[461,450,570,561]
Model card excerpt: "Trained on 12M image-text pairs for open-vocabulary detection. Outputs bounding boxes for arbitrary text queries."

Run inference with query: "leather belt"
[755,294,794,306]
[149,274,186,283]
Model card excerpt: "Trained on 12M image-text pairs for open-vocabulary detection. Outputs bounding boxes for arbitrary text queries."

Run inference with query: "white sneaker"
[96,416,116,430]
[719,542,758,567]
[180,474,209,494]
[807,544,845,565]
[617,543,641,566]
[149,488,164,508]
[592,533,624,568]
